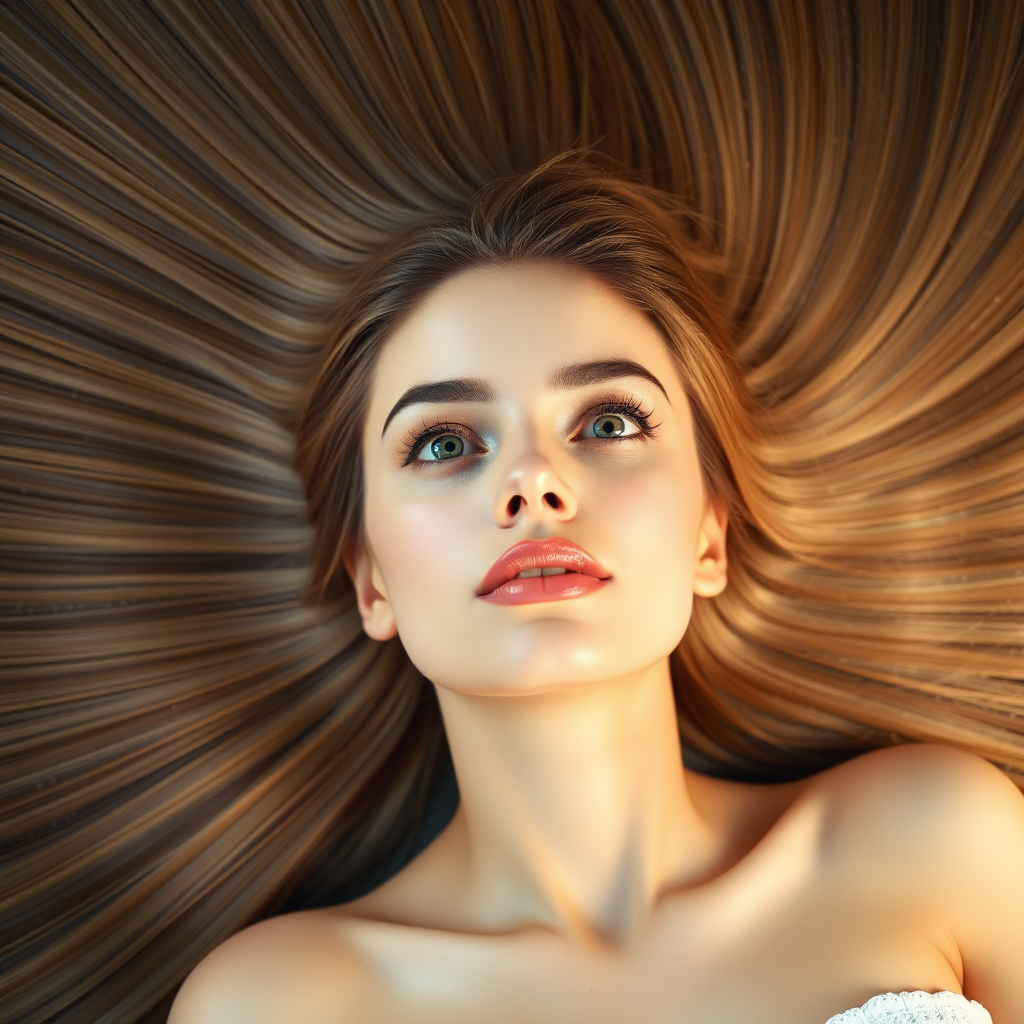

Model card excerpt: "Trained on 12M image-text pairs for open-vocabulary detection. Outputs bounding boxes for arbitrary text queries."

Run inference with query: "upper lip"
[476,538,611,596]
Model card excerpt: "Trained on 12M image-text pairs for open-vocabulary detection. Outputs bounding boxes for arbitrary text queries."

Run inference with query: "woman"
[5,4,1024,1022]
[169,160,1024,1023]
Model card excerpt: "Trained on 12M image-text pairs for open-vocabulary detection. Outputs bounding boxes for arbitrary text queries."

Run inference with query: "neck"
[435,660,715,943]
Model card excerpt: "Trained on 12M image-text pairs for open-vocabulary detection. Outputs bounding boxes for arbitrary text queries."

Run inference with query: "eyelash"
[399,418,478,467]
[584,397,658,439]
[398,395,658,466]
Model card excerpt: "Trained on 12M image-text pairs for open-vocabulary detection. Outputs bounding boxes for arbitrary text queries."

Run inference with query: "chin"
[412,624,679,697]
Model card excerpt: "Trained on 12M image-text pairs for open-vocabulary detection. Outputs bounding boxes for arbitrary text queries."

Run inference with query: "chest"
[348,886,959,1024]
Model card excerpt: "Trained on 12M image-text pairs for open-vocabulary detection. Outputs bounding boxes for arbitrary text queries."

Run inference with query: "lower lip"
[478,572,608,606]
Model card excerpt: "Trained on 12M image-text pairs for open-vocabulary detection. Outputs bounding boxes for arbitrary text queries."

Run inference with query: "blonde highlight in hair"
[2,2,1023,1021]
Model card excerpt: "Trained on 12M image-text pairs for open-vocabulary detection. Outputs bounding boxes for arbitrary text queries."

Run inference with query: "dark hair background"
[2,2,1023,1022]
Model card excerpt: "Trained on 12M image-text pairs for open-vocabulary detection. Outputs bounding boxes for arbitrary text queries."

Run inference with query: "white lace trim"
[825,991,992,1024]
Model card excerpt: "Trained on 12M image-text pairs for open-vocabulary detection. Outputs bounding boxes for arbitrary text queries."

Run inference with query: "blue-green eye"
[421,433,465,461]
[590,413,636,438]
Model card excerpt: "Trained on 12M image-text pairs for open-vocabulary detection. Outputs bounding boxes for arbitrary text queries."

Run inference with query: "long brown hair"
[3,2,1023,1022]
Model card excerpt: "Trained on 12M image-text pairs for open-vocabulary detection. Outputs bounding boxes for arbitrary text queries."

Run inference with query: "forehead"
[369,262,676,406]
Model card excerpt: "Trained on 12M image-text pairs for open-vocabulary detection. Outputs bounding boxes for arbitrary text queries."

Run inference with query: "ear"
[692,499,728,598]
[343,541,398,641]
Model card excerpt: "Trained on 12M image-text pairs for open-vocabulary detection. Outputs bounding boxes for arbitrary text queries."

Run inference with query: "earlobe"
[692,500,729,598]
[343,542,398,641]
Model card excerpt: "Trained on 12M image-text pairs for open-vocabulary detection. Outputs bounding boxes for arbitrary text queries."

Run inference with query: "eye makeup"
[572,395,659,441]
[398,417,486,466]
[395,389,661,467]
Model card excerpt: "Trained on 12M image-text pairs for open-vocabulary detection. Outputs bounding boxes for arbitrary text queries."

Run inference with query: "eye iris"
[593,414,625,437]
[430,434,464,459]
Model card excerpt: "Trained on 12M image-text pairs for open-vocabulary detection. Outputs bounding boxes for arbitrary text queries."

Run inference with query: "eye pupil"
[429,434,465,460]
[594,414,625,437]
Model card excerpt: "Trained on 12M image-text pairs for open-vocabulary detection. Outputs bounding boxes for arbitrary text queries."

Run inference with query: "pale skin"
[171,264,1024,1024]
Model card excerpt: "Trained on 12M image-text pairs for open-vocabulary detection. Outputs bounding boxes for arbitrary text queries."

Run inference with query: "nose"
[493,455,578,527]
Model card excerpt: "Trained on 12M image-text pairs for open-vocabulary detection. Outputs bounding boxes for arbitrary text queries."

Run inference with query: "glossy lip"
[476,538,612,606]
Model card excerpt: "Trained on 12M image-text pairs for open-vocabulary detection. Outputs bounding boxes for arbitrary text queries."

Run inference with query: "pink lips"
[476,539,612,606]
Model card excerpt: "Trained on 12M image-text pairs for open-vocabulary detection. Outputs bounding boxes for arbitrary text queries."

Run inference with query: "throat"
[433,660,713,942]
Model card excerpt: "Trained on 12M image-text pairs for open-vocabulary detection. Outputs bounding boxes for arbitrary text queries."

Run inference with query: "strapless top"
[825,991,992,1023]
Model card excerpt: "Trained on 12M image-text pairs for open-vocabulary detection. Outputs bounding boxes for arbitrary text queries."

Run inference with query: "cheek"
[602,449,703,557]
[365,479,485,624]
[366,482,498,686]
[593,460,704,640]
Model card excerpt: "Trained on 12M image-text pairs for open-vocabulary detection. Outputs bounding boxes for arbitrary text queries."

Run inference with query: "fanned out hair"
[2,2,1023,1022]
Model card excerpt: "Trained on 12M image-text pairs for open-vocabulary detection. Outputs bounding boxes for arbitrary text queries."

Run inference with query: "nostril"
[507,495,522,516]
[543,492,561,509]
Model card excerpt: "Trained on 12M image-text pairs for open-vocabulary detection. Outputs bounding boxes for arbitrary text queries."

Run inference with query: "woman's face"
[352,261,728,695]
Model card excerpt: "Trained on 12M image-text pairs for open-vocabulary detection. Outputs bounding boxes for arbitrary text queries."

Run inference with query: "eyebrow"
[381,359,669,438]
[382,378,494,436]
[548,359,670,400]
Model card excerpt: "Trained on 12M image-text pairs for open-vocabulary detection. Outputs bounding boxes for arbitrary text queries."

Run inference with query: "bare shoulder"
[806,744,1024,1013]
[687,744,1024,889]
[169,908,374,1024]
[805,744,1024,920]
[809,743,1024,864]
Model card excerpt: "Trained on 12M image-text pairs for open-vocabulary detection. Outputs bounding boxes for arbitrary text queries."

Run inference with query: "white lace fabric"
[825,991,992,1024]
